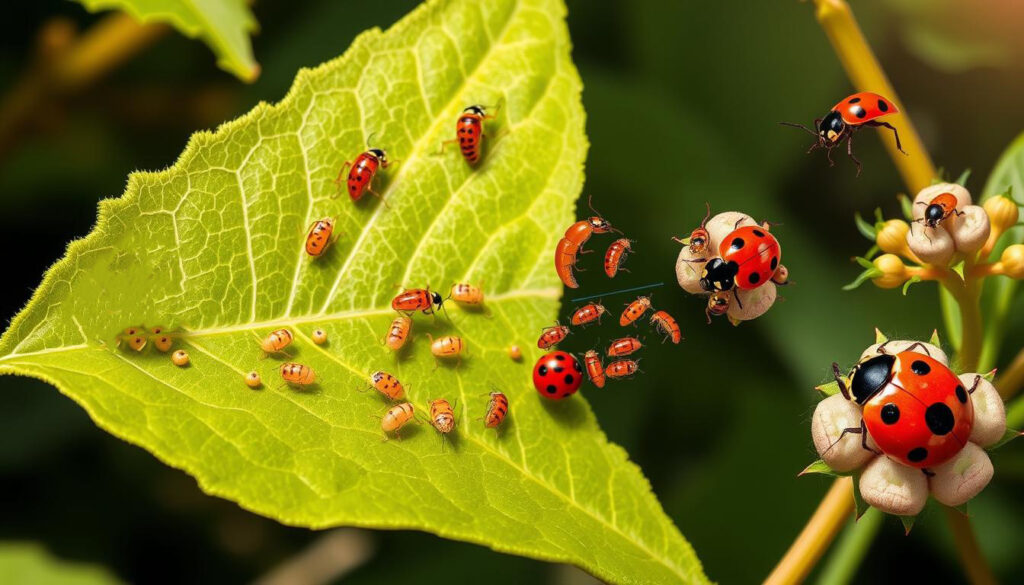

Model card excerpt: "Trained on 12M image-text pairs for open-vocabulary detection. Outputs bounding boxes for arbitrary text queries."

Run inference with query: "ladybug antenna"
[779,121,818,137]
[701,201,712,227]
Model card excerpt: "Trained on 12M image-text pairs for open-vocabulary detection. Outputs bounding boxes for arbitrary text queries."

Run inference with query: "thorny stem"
[813,0,934,193]
[764,478,854,585]
[0,13,167,160]
[772,1,999,583]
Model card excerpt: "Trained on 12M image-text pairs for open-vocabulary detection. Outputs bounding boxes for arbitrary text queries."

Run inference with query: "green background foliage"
[75,0,260,81]
[1,0,1024,583]
[0,543,121,585]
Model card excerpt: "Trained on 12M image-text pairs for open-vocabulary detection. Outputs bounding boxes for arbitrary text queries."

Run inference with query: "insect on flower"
[673,202,713,256]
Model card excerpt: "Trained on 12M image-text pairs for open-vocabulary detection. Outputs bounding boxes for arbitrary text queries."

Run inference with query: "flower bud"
[929,442,994,507]
[876,220,911,256]
[962,374,1006,447]
[984,195,1020,233]
[948,205,990,254]
[906,222,955,266]
[728,284,776,323]
[871,254,910,288]
[859,456,928,516]
[811,394,875,472]
[1000,244,1024,279]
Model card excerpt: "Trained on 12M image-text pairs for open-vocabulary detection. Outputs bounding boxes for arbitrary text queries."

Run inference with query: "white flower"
[907,182,992,262]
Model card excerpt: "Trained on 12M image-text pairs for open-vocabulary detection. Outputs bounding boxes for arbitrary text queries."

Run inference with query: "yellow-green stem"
[765,478,855,585]
[995,347,1024,400]
[945,508,998,585]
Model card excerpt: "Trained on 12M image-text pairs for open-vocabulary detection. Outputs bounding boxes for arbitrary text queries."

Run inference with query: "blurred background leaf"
[0,542,122,585]
[2,0,1024,583]
[73,0,259,81]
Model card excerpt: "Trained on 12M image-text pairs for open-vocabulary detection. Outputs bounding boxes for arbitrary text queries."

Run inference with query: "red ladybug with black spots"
[834,345,974,469]
[781,91,904,175]
[335,147,391,201]
[699,223,782,318]
[532,351,583,400]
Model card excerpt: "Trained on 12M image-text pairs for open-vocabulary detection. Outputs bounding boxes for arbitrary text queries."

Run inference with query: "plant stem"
[816,507,883,585]
[0,13,167,160]
[765,478,854,585]
[944,508,998,585]
[945,276,984,373]
[995,347,1024,400]
[813,0,935,193]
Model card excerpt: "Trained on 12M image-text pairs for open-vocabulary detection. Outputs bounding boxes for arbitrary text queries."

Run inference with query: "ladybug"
[335,147,391,201]
[441,105,497,165]
[699,224,782,317]
[781,91,904,175]
[916,192,963,228]
[835,347,974,468]
[532,351,583,400]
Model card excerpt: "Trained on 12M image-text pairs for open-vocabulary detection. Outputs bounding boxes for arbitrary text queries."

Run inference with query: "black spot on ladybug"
[553,365,564,373]
[752,229,765,238]
[849,97,861,103]
[881,403,900,424]
[730,237,745,251]
[538,365,548,376]
[852,105,867,119]
[748,272,761,285]
[911,360,931,375]
[955,385,968,404]
[564,374,574,384]
[877,99,889,112]
[555,354,566,361]
[907,447,928,463]
[925,403,955,435]
[546,385,557,394]
[770,256,778,270]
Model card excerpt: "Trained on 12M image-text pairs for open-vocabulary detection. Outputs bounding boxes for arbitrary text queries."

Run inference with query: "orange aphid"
[280,362,315,387]
[384,315,413,350]
[603,238,633,278]
[381,402,416,439]
[570,303,605,327]
[428,334,465,366]
[367,371,405,400]
[484,391,509,429]
[537,321,570,349]
[607,337,642,357]
[305,218,336,257]
[584,349,606,388]
[260,329,293,356]
[650,310,682,344]
[450,283,484,305]
[429,398,456,434]
[605,359,639,379]
[619,296,652,326]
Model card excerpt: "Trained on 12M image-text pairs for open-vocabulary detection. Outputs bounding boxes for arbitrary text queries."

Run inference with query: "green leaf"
[799,459,848,478]
[901,275,922,296]
[853,212,877,241]
[875,328,889,344]
[979,131,1024,371]
[842,264,880,291]
[0,1,706,582]
[898,193,915,222]
[815,380,842,398]
[985,428,1022,451]
[852,472,869,520]
[74,0,259,81]
[0,542,122,585]
[928,329,942,347]
[956,168,972,187]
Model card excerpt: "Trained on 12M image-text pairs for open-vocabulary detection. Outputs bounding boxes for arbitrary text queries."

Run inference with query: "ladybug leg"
[846,134,863,177]
[832,362,851,400]
[968,374,982,394]
[824,144,836,167]
[876,340,892,355]
[365,178,392,209]
[870,121,907,155]
[902,341,931,356]
[732,288,743,309]
[437,138,458,155]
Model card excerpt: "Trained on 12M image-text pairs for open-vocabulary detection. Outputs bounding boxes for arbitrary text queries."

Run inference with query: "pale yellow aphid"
[171,349,190,367]
[245,371,262,389]
[428,334,465,368]
[381,402,417,440]
[280,362,316,387]
[450,282,484,305]
[260,329,293,356]
[311,327,328,345]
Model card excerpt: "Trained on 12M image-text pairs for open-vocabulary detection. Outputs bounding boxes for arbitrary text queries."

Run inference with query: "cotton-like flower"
[675,210,781,323]
[809,338,1005,518]
[907,183,992,262]
[947,205,990,254]
[906,221,955,266]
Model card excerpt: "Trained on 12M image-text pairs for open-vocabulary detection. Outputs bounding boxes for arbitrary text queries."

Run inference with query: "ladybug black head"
[699,258,737,292]
[817,112,846,145]
[589,217,613,232]
[464,105,486,116]
[368,148,387,163]
[924,203,946,227]
[849,353,896,404]
[431,291,444,307]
